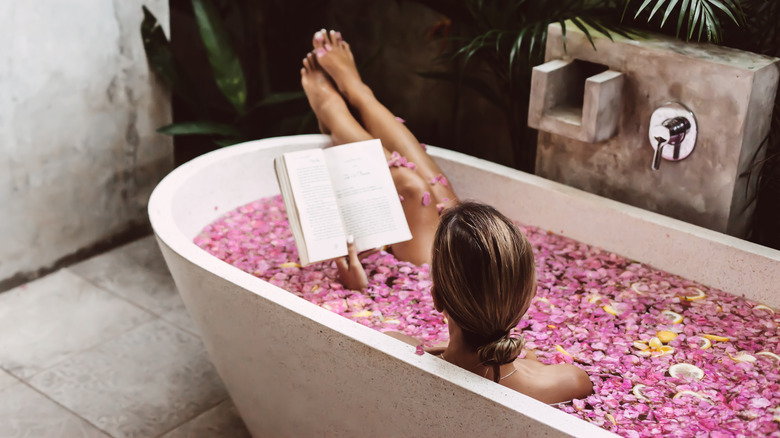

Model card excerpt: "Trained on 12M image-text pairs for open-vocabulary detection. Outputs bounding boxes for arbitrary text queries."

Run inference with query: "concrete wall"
[533,24,779,238]
[0,0,173,290]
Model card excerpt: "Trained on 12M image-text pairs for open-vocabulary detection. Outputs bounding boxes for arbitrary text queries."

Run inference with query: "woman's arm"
[334,236,368,290]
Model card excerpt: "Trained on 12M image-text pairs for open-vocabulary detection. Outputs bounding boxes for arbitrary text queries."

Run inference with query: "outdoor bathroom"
[2,1,779,437]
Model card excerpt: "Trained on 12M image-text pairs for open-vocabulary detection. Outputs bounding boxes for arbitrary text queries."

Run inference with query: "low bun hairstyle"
[432,202,536,380]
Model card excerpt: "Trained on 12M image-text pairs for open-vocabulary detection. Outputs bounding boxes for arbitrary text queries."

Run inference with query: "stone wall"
[0,0,173,290]
[533,24,779,237]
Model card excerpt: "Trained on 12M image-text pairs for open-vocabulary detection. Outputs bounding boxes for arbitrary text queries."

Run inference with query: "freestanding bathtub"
[148,134,780,437]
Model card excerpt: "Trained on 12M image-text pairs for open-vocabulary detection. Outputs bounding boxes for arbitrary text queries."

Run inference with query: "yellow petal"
[649,337,663,349]
[657,330,678,344]
[353,310,373,318]
[669,363,704,380]
[728,351,756,363]
[555,345,572,356]
[754,304,776,314]
[603,304,618,316]
[651,346,674,357]
[384,319,401,325]
[606,413,617,426]
[631,282,646,295]
[757,351,780,362]
[588,295,604,304]
[660,310,683,324]
[636,350,652,357]
[632,384,650,401]
[547,324,557,329]
[673,390,713,404]
[703,334,730,342]
[280,262,301,268]
[695,337,712,350]
[681,287,706,301]
[633,341,650,350]
[311,284,319,292]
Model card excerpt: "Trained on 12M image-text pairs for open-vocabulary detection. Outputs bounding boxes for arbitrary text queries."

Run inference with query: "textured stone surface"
[0,0,172,285]
[28,319,227,438]
[161,400,251,438]
[0,269,153,379]
[534,23,779,237]
[0,383,110,438]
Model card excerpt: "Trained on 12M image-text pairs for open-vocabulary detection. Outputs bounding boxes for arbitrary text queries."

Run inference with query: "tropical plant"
[140,0,314,151]
[409,0,745,172]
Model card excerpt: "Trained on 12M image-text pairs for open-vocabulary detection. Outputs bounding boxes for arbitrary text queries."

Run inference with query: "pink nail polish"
[315,33,324,41]
[324,43,332,52]
[315,48,326,58]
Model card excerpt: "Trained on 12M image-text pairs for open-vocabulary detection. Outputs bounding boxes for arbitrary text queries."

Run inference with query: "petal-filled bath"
[194,195,779,437]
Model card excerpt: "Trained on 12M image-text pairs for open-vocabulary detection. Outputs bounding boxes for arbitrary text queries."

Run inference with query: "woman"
[302,30,592,403]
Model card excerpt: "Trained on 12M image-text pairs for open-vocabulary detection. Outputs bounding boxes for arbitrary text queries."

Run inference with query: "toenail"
[315,48,326,58]
[324,43,332,52]
[335,31,342,39]
[315,32,323,41]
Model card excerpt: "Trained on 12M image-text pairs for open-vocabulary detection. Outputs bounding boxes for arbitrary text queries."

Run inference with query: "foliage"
[140,1,313,149]
[409,0,744,171]
[412,0,780,248]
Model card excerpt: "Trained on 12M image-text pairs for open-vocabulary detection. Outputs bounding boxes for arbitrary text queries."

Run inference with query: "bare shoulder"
[507,359,593,404]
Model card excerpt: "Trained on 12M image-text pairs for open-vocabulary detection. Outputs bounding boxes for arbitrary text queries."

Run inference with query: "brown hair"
[432,201,536,381]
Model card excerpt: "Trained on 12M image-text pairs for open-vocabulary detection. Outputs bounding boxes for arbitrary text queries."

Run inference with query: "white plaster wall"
[0,0,172,284]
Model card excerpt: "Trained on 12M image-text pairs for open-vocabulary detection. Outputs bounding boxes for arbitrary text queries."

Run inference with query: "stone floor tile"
[69,236,182,315]
[160,400,251,438]
[0,270,153,379]
[0,382,109,438]
[28,319,227,438]
[159,302,199,337]
[0,369,18,392]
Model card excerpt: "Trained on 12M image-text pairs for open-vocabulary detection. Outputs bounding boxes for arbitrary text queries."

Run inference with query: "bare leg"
[312,29,458,206]
[301,52,441,265]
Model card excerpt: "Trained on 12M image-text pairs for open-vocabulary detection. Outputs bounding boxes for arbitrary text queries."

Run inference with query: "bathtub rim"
[148,134,620,437]
[148,133,779,436]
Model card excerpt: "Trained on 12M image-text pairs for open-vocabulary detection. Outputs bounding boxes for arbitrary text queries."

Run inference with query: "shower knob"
[649,103,697,165]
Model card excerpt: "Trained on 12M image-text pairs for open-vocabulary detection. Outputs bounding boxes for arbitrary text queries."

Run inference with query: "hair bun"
[477,333,525,366]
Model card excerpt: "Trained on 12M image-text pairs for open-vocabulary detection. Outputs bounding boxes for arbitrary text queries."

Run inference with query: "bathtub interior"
[152,134,627,437]
[150,134,779,437]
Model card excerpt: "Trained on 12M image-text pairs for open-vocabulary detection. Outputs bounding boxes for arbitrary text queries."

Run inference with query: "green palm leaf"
[192,0,248,114]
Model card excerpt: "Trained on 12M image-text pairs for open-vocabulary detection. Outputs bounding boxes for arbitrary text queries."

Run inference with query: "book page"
[323,139,412,252]
[283,149,347,264]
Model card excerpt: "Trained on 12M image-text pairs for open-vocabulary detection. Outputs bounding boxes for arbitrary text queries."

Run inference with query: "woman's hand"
[334,236,368,290]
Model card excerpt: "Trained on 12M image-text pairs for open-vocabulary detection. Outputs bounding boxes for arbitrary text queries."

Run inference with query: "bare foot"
[300,52,343,135]
[312,29,368,104]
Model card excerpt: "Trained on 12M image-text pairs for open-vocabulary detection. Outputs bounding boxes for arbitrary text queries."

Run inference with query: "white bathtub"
[148,134,780,437]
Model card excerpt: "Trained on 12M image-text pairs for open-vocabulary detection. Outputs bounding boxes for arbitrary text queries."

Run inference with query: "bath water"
[194,195,779,437]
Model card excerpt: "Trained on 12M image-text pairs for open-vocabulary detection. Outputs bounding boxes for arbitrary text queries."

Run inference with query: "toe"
[313,30,325,49]
[303,57,311,71]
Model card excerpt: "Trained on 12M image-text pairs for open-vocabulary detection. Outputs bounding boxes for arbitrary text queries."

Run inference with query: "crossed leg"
[301,32,457,265]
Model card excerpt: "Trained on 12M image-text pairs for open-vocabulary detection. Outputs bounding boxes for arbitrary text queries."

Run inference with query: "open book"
[274,139,412,266]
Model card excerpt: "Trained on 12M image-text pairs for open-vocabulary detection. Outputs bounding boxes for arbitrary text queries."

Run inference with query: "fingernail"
[324,43,332,52]
[315,48,326,58]
[347,235,354,244]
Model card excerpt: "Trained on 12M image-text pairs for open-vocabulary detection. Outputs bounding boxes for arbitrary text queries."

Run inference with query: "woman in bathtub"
[302,30,592,404]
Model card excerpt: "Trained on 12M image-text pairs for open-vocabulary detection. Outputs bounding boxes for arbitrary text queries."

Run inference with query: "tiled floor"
[0,236,252,438]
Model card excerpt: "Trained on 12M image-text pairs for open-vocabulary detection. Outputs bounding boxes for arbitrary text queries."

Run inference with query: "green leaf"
[157,121,243,137]
[648,0,668,21]
[254,91,306,108]
[677,0,691,38]
[661,0,681,28]
[707,0,740,25]
[634,0,656,19]
[191,0,247,114]
[688,0,703,40]
[140,7,176,87]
